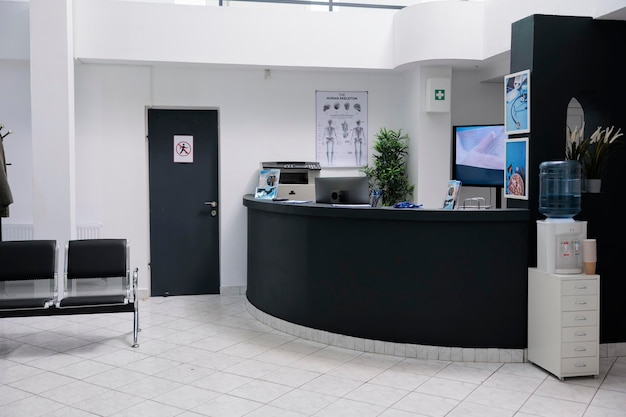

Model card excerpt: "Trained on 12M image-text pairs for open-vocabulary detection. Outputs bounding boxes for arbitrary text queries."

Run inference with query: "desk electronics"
[261,162,321,201]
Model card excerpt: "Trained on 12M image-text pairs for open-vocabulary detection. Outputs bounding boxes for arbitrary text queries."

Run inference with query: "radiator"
[76,223,103,239]
[1,223,103,241]
[1,224,34,241]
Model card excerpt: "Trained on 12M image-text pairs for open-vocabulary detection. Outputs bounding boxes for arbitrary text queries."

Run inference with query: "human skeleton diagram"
[324,119,338,165]
[351,120,365,166]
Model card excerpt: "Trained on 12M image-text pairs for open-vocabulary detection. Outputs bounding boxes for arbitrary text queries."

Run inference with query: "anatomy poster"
[316,91,368,168]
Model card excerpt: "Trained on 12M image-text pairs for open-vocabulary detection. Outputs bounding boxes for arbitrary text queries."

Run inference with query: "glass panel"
[0,279,55,300]
[66,277,128,298]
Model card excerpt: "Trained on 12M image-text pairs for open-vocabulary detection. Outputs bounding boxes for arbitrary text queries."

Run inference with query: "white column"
[29,0,76,241]
[403,66,452,209]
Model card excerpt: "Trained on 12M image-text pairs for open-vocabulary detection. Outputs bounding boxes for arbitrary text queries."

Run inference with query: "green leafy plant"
[566,124,623,179]
[361,127,414,206]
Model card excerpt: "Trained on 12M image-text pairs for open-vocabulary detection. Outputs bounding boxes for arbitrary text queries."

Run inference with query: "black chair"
[0,240,57,312]
[57,238,139,347]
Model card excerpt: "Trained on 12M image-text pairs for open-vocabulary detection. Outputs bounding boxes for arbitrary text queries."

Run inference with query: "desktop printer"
[261,161,321,201]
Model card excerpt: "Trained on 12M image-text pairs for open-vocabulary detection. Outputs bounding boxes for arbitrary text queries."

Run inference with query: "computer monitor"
[315,176,370,205]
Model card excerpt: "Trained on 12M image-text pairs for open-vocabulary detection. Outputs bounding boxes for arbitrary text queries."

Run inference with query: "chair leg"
[132,300,139,348]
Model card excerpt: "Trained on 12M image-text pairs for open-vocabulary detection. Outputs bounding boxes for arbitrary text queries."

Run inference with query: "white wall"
[74,64,152,280]
[394,1,484,67]
[0,60,32,224]
[73,64,404,291]
[0,1,29,60]
[451,68,507,206]
[73,0,397,70]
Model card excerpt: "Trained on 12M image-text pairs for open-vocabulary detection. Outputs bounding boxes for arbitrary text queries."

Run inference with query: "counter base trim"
[246,298,527,363]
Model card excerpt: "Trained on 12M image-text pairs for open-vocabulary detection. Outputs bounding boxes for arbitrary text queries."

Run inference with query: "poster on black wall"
[315,91,368,168]
[505,137,529,200]
[504,70,530,135]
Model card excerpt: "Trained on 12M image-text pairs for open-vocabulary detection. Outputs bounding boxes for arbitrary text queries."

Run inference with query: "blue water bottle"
[538,160,581,218]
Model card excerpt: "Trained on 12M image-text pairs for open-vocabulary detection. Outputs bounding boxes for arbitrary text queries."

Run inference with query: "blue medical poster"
[505,138,529,200]
[504,70,530,135]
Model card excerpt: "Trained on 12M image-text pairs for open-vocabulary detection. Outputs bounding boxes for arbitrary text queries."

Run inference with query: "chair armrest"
[132,268,139,301]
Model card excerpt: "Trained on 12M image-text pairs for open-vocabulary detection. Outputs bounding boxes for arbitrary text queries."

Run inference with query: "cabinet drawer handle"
[575,347,587,352]
[575,364,587,368]
[575,317,587,321]
[575,301,588,305]
[575,285,587,290]
[575,332,587,337]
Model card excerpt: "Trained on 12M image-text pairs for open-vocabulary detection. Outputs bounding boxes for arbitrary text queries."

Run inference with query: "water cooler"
[536,160,586,274]
[528,160,599,380]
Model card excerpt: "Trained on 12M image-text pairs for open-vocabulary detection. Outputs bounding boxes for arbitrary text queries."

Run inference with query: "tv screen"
[315,176,370,205]
[452,124,507,187]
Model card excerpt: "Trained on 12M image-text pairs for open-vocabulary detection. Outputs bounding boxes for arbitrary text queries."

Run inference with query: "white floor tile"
[2,294,625,417]
[391,391,459,416]
[259,366,321,388]
[8,370,75,394]
[191,393,263,417]
[152,384,220,410]
[299,374,363,397]
[463,384,531,411]
[344,382,410,407]
[109,399,185,417]
[72,388,144,415]
[368,368,430,391]
[315,398,386,417]
[38,380,110,405]
[519,395,587,417]
[153,362,215,384]
[583,405,626,417]
[228,379,294,403]
[435,363,495,384]
[416,376,479,401]
[535,378,598,403]
[590,388,626,411]
[0,363,45,384]
[0,384,32,406]
[192,370,253,393]
[0,394,66,417]
[446,400,515,417]
[268,388,338,415]
[243,404,308,416]
[117,374,182,399]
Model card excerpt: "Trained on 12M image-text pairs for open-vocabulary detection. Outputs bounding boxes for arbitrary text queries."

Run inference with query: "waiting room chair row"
[0,238,139,347]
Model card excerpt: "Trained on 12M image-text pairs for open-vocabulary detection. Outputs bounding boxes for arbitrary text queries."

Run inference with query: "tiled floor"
[1,295,625,417]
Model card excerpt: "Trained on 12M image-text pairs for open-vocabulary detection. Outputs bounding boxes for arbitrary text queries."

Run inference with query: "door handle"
[204,201,218,208]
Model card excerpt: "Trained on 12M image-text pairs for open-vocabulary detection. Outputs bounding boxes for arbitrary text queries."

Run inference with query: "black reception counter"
[243,195,529,349]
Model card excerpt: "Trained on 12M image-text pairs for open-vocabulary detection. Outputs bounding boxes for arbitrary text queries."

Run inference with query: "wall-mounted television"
[452,124,507,187]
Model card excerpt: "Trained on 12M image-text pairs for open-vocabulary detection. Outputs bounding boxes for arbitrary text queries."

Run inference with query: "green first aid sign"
[434,89,446,101]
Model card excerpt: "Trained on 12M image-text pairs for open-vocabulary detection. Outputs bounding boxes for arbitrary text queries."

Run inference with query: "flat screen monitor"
[315,176,370,205]
[452,124,506,187]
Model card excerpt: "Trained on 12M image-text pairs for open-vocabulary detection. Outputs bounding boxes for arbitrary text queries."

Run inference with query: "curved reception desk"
[244,195,530,357]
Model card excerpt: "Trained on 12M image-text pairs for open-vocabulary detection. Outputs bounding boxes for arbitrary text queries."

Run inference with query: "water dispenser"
[536,160,587,274]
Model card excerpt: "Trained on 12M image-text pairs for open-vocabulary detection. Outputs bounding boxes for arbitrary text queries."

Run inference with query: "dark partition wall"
[509,15,626,343]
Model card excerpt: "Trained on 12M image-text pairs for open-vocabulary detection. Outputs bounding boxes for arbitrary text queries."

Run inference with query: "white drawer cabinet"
[528,268,600,379]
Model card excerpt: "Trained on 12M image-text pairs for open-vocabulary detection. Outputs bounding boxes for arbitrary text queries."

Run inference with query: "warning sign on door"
[174,135,193,163]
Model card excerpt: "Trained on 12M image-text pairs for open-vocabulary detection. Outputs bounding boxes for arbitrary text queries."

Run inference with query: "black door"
[148,109,219,295]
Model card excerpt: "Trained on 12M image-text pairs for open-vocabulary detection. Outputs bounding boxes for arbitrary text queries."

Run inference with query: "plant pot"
[585,178,602,193]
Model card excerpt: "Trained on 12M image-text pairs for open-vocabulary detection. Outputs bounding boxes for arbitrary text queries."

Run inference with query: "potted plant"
[566,123,623,192]
[361,127,414,206]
